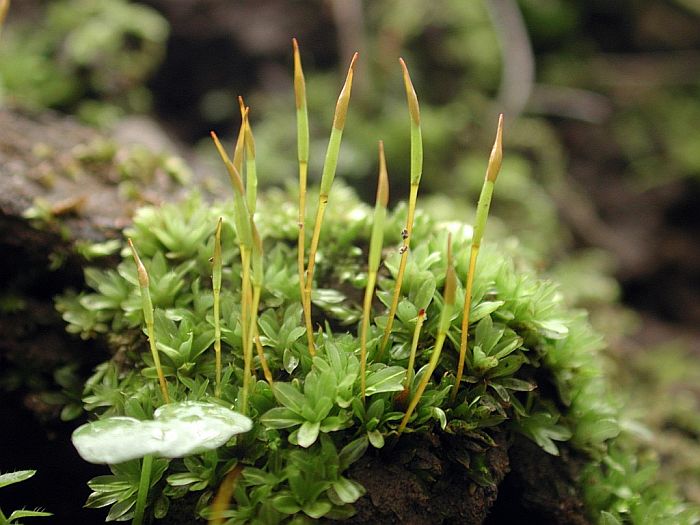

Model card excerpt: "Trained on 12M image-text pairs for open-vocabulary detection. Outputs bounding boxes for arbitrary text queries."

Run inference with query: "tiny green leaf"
[272,383,306,414]
[0,470,37,488]
[332,477,365,504]
[272,493,302,515]
[260,407,305,429]
[600,511,623,525]
[367,430,385,449]
[409,273,436,311]
[365,366,406,396]
[535,319,570,340]
[8,510,53,520]
[297,420,321,448]
[338,435,368,470]
[470,301,505,323]
[303,500,333,519]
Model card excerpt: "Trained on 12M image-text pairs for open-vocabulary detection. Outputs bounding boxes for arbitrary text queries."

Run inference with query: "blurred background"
[1,0,700,518]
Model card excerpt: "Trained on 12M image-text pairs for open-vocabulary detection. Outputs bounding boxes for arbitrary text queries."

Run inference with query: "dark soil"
[333,431,588,525]
[340,431,508,525]
[154,428,589,524]
[0,392,106,523]
[485,436,590,525]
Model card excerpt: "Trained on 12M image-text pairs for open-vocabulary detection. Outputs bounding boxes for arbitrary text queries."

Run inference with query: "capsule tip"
[486,114,504,183]
[332,52,359,131]
[128,238,149,288]
[399,57,420,126]
[349,52,359,71]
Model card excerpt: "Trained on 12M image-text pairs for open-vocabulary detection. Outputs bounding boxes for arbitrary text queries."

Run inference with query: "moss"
[52,43,697,525]
[55,186,674,522]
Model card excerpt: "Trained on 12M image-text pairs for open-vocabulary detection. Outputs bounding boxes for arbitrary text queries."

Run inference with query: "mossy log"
[0,108,590,523]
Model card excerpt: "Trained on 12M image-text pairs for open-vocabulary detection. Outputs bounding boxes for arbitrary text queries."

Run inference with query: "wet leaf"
[72,402,252,464]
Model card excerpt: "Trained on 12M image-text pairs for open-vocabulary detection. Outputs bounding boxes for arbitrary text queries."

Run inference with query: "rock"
[0,107,184,417]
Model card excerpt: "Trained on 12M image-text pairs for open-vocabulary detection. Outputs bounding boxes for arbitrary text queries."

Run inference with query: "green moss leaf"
[365,366,406,396]
[0,470,37,489]
[302,499,332,519]
[260,407,304,429]
[297,421,321,448]
[331,477,365,504]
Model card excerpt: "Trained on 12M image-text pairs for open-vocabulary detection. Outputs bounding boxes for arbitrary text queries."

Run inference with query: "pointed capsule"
[210,130,232,165]
[292,38,309,206]
[332,52,358,131]
[128,239,154,329]
[377,58,424,359]
[399,58,420,127]
[232,105,247,173]
[243,106,258,216]
[293,38,310,165]
[292,38,307,111]
[318,52,359,197]
[399,58,423,186]
[211,131,252,249]
[128,239,149,289]
[485,114,504,182]
[238,96,246,119]
[210,131,246,197]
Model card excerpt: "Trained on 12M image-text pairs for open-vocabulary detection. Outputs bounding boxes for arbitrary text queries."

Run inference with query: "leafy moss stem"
[398,235,455,434]
[128,239,169,403]
[378,58,422,359]
[360,141,389,400]
[132,454,153,525]
[302,52,358,356]
[452,114,503,402]
[404,308,426,390]
[212,218,223,397]
[293,38,310,315]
